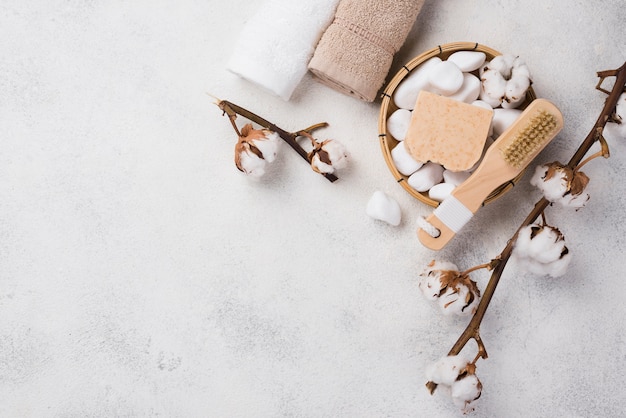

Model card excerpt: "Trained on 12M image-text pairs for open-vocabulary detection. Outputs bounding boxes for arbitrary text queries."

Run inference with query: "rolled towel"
[227,0,340,101]
[308,0,426,102]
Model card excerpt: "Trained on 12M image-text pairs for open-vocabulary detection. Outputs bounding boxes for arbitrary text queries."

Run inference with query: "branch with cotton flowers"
[421,61,626,413]
[212,97,348,182]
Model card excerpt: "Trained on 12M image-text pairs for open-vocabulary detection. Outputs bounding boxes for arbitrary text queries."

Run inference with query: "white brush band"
[432,196,474,233]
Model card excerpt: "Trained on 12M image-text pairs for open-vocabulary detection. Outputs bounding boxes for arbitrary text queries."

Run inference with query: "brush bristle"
[501,110,558,168]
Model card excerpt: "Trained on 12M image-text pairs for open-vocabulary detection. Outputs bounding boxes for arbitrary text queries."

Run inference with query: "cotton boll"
[236,146,267,178]
[492,108,522,136]
[235,123,282,178]
[408,162,444,192]
[252,131,281,163]
[524,253,571,278]
[486,54,516,77]
[525,225,566,264]
[387,108,412,141]
[451,374,482,414]
[447,73,481,103]
[321,139,348,169]
[560,191,590,209]
[366,191,401,226]
[425,355,470,387]
[543,250,571,277]
[418,260,458,300]
[531,162,591,207]
[478,69,506,107]
[428,60,464,96]
[438,282,480,316]
[429,182,455,202]
[502,74,530,108]
[514,224,572,277]
[447,51,486,72]
[310,139,348,174]
[480,55,531,108]
[418,272,445,301]
[443,169,471,186]
[391,142,423,175]
[511,57,531,80]
[530,165,569,201]
[393,57,442,110]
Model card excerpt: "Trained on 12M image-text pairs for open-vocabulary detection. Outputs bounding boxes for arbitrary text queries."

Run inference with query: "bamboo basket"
[378,42,537,207]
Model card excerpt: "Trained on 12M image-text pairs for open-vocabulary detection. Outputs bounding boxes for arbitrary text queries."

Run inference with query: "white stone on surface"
[366,190,402,226]
[407,162,444,192]
[447,73,481,103]
[428,60,464,96]
[387,108,412,141]
[428,182,455,201]
[447,50,486,72]
[391,142,423,176]
[393,56,442,110]
[492,108,522,136]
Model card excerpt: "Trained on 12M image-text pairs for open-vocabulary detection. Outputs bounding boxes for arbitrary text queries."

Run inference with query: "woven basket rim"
[378,42,536,207]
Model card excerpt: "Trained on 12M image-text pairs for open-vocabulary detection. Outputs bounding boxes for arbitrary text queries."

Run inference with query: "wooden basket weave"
[378,42,537,207]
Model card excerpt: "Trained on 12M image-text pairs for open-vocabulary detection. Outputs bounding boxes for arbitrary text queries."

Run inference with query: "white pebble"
[387,108,412,141]
[366,191,401,226]
[428,60,464,96]
[408,162,444,192]
[443,169,471,186]
[393,57,442,110]
[391,142,423,176]
[429,182,455,201]
[447,73,481,103]
[447,50,486,72]
[492,108,522,136]
[471,100,493,111]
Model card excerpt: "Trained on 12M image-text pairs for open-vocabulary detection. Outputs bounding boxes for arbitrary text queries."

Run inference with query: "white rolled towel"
[227,0,340,101]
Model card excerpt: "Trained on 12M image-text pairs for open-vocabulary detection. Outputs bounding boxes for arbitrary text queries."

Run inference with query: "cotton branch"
[427,61,626,390]
[215,98,338,182]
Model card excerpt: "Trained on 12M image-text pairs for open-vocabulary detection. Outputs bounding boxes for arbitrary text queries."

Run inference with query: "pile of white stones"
[387,51,532,202]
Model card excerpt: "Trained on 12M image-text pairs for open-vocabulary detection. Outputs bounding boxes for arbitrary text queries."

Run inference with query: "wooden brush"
[418,98,564,250]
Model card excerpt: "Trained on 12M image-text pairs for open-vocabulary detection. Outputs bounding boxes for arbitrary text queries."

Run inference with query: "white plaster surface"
[1,1,625,416]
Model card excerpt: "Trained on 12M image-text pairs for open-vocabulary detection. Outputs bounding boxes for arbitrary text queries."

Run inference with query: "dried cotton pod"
[451,371,483,414]
[479,54,532,109]
[309,138,348,175]
[513,223,571,277]
[418,260,481,316]
[234,123,281,178]
[530,162,590,209]
[426,354,482,413]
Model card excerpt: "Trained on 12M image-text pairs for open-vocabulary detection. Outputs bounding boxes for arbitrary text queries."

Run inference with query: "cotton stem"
[215,99,338,182]
[440,61,626,371]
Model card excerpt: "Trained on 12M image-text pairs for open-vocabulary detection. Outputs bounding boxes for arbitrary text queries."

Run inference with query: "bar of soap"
[404,91,493,172]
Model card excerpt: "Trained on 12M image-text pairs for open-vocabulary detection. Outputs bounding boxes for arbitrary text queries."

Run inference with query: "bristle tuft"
[501,110,558,168]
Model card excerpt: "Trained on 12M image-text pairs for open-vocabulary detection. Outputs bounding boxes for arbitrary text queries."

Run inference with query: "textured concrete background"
[1,0,625,416]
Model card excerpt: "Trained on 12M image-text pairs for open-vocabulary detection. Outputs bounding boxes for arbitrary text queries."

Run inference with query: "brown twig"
[427,61,626,391]
[215,99,338,182]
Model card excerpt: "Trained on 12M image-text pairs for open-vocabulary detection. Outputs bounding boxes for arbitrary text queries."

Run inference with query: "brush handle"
[418,99,563,250]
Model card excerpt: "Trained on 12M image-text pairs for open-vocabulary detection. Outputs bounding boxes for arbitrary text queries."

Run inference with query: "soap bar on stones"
[404,91,493,172]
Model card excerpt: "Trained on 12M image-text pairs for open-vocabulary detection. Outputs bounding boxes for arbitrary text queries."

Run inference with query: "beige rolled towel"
[308,0,425,102]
